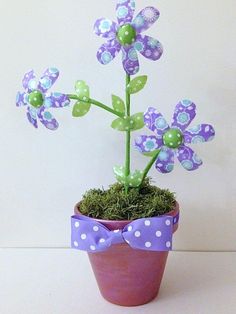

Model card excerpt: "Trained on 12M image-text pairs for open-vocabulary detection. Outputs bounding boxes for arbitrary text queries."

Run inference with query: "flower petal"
[44,93,70,108]
[26,106,38,128]
[132,7,160,33]
[16,92,28,107]
[135,34,163,61]
[144,107,170,137]
[177,145,202,171]
[22,70,38,92]
[171,100,196,132]
[38,68,59,93]
[94,18,117,39]
[155,147,175,173]
[37,106,59,130]
[184,124,215,144]
[116,0,135,26]
[122,46,139,75]
[97,39,121,65]
[135,135,163,153]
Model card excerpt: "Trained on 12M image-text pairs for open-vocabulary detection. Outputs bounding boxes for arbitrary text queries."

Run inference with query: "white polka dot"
[73,241,78,247]
[93,226,99,232]
[177,133,181,138]
[156,231,162,237]
[113,229,120,233]
[165,219,171,226]
[125,31,129,35]
[81,234,87,240]
[144,220,151,226]
[134,231,141,237]
[128,226,133,232]
[90,245,96,251]
[166,241,171,248]
[168,134,172,138]
[145,241,152,248]
[74,221,80,228]
[99,238,105,243]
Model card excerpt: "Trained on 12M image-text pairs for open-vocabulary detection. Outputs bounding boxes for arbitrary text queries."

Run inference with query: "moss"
[79,178,176,220]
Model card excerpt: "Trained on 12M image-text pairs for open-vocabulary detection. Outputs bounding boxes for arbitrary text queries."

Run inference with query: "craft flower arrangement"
[16,0,215,307]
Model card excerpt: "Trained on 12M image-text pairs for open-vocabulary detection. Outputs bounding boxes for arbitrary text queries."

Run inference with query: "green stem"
[125,74,131,194]
[140,150,161,186]
[67,94,124,118]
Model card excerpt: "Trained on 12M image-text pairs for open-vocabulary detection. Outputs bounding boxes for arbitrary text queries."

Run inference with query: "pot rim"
[74,201,179,224]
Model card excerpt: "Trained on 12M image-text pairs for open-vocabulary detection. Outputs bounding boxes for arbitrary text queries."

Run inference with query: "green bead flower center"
[117,24,136,46]
[163,128,183,149]
[28,90,44,108]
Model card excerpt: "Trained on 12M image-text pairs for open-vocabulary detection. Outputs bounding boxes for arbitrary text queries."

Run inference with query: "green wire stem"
[124,74,131,194]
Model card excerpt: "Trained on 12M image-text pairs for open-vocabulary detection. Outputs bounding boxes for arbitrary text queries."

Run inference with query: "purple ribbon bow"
[71,213,179,253]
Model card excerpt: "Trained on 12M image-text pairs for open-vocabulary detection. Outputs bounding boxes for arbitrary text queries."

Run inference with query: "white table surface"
[0,249,235,314]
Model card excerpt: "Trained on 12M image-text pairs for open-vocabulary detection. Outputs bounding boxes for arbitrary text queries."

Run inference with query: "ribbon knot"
[71,213,179,253]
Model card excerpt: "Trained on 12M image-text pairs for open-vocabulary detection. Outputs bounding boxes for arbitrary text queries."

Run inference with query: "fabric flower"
[94,0,163,75]
[135,100,215,173]
[16,68,70,130]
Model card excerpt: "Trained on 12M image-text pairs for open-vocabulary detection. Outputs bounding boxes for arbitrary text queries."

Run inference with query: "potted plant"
[16,0,215,307]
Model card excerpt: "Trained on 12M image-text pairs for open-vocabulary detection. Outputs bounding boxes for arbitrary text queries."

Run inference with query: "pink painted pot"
[74,203,179,307]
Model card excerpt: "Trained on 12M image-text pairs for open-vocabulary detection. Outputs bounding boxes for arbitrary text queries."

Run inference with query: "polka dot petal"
[136,34,163,61]
[177,145,203,171]
[135,135,163,153]
[97,39,121,65]
[116,0,135,26]
[155,146,175,174]
[171,100,196,132]
[143,107,169,137]
[132,7,160,33]
[94,18,118,39]
[184,124,215,144]
[122,46,139,75]
[22,69,37,92]
[38,68,59,93]
[37,106,59,131]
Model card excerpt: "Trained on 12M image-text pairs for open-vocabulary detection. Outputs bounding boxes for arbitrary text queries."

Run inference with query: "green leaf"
[130,112,144,131]
[112,95,125,114]
[127,75,147,94]
[72,102,91,117]
[127,170,144,187]
[111,117,132,131]
[75,80,90,102]
[113,165,126,184]
[73,80,91,117]
[113,166,144,187]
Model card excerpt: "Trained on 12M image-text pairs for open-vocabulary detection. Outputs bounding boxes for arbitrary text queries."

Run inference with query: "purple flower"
[94,0,163,75]
[16,68,70,130]
[135,100,215,173]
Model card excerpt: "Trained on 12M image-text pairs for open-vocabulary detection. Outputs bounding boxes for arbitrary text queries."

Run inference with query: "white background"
[0,0,235,251]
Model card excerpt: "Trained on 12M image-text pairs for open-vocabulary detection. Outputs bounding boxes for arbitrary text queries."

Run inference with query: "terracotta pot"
[74,203,179,307]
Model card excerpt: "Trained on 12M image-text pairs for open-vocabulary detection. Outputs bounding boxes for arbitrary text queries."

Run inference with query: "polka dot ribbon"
[71,213,179,252]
